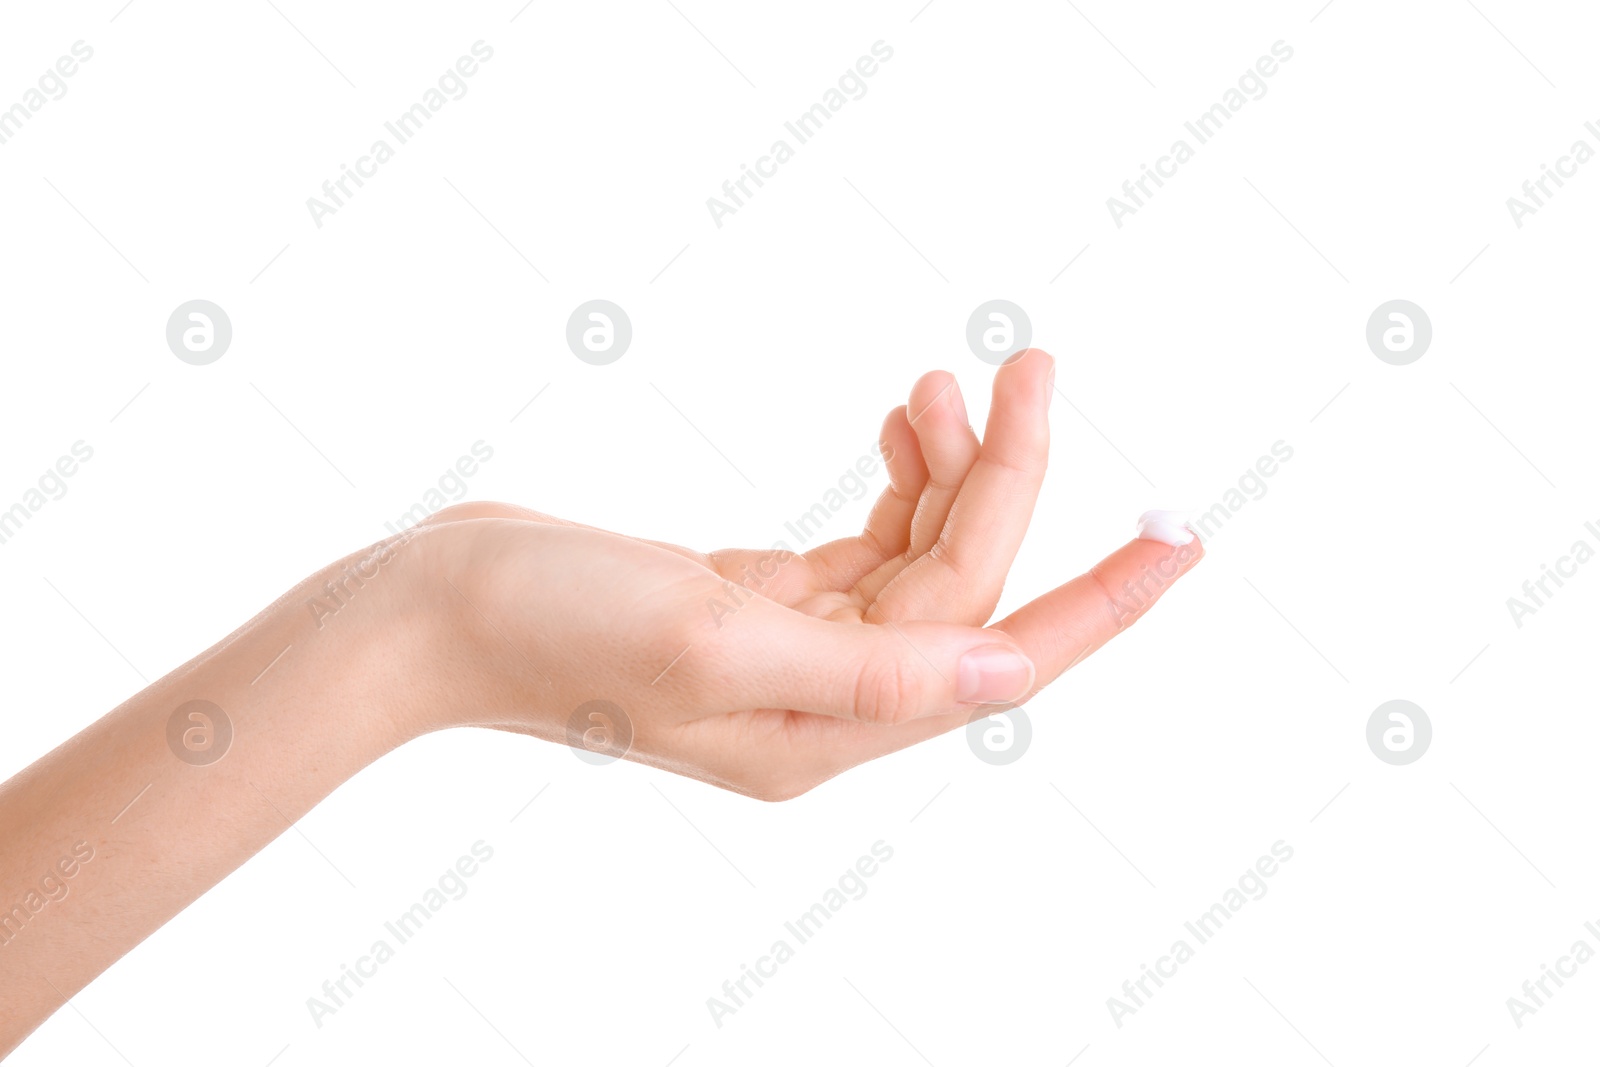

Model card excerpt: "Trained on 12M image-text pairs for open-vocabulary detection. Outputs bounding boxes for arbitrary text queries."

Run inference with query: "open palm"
[419,349,1202,798]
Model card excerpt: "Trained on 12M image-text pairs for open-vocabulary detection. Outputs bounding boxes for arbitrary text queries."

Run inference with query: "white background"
[2,1,1598,1063]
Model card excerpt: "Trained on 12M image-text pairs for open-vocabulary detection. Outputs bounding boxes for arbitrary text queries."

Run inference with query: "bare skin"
[0,349,1201,1054]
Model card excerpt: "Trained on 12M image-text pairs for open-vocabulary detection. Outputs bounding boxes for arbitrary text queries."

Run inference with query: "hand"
[413,348,1204,798]
[0,348,1202,1051]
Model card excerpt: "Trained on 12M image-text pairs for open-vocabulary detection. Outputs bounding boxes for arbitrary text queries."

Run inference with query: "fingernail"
[956,645,1035,705]
[1136,509,1195,546]
[1045,364,1056,404]
[950,383,968,426]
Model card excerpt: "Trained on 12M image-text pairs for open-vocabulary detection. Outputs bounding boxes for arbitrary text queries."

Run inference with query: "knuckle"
[854,656,924,726]
[1089,563,1137,632]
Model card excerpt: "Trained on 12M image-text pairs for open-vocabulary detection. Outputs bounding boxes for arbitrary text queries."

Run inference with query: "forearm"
[0,537,443,1056]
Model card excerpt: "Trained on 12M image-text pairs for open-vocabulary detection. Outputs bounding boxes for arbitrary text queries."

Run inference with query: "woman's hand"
[411,348,1204,798]
[0,348,1201,1052]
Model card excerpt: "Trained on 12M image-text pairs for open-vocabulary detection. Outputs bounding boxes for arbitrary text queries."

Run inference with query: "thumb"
[714,600,1036,726]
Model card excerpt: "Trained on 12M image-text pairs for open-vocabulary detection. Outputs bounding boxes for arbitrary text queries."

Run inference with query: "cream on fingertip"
[1135,509,1195,547]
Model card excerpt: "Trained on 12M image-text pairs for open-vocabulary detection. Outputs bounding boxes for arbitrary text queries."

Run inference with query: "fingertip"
[998,347,1055,387]
[1087,535,1204,636]
[977,349,1053,473]
[878,404,912,457]
[908,370,961,427]
[980,522,1204,697]
[1108,533,1206,594]
[1002,346,1054,368]
[878,405,929,488]
[990,347,1055,419]
[882,404,911,435]
[1135,509,1199,549]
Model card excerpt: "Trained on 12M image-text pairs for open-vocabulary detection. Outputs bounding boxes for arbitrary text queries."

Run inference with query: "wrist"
[398,516,564,738]
[256,528,457,752]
